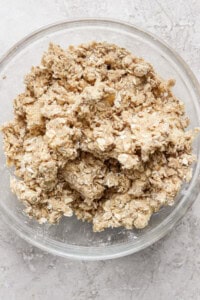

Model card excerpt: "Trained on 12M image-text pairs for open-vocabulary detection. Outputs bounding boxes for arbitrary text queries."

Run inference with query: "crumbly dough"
[1,42,198,231]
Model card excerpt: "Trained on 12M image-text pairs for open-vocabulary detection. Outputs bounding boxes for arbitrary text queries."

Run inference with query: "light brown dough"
[1,42,198,231]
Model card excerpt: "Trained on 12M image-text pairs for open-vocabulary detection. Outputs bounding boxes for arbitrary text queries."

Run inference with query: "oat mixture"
[1,42,198,231]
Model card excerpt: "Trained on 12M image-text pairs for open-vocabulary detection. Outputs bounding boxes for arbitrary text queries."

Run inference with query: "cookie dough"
[1,42,198,231]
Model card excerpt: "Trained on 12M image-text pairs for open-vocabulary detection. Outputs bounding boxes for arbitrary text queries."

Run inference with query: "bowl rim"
[0,17,200,260]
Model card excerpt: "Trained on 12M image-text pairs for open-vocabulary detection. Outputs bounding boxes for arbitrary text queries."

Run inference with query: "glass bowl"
[0,19,200,261]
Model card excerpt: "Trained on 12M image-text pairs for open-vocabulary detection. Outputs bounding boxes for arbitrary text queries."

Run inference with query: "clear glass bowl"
[0,19,200,260]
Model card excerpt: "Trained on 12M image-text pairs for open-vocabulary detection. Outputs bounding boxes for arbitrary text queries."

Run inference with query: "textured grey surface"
[0,1,200,299]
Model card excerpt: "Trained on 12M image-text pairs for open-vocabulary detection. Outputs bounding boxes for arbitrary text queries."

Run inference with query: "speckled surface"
[0,1,200,299]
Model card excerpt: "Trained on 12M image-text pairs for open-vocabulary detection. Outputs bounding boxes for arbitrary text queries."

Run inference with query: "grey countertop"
[0,1,200,299]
